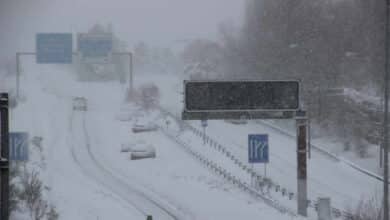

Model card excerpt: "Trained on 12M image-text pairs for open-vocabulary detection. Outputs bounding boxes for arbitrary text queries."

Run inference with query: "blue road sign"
[36,33,73,64]
[9,132,29,161]
[201,120,208,127]
[78,34,112,59]
[248,134,269,163]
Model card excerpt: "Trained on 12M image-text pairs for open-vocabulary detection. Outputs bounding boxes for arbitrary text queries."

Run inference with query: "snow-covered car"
[72,97,88,111]
[120,141,156,160]
[120,141,153,153]
[132,123,158,133]
[130,148,156,160]
[225,119,248,125]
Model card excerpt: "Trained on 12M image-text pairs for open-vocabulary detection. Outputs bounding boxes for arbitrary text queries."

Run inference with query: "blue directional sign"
[9,132,29,161]
[248,134,269,163]
[78,33,112,61]
[201,120,208,127]
[36,33,73,64]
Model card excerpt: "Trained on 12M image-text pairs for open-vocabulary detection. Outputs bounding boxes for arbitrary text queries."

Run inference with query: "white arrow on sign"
[250,139,267,160]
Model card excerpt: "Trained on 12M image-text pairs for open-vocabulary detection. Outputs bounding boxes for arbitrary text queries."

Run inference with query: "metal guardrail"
[159,107,354,219]
[159,126,297,216]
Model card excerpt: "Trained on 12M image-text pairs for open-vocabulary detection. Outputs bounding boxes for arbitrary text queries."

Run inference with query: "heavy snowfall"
[0,0,388,220]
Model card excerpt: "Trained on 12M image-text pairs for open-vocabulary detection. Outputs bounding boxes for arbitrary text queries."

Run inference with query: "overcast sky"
[0,0,244,62]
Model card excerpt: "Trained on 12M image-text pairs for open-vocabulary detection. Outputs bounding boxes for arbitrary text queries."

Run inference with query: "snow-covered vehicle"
[131,123,158,133]
[130,150,156,160]
[120,141,154,153]
[225,119,248,125]
[72,97,88,111]
[120,141,156,160]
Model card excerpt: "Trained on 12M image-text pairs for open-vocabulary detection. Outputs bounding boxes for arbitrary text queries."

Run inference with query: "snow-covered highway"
[9,62,303,219]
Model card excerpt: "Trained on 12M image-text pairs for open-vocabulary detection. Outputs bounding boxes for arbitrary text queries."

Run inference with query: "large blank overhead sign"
[182,80,300,120]
[36,33,73,64]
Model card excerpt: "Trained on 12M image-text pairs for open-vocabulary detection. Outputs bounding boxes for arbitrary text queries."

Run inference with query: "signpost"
[249,134,269,187]
[9,132,29,161]
[36,33,73,64]
[17,34,134,99]
[17,33,73,99]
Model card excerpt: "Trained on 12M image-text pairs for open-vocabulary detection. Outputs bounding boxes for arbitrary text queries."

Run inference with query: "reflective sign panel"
[185,81,299,111]
[248,134,269,163]
[9,132,29,161]
[78,33,113,63]
[36,33,73,64]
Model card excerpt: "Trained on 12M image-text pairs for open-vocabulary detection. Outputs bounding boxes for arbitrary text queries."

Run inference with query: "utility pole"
[0,93,10,220]
[296,110,308,217]
[384,0,390,218]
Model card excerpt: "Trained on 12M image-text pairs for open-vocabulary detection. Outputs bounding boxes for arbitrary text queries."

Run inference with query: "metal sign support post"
[201,120,207,145]
[113,52,133,93]
[0,93,10,220]
[251,163,254,187]
[296,111,308,217]
[203,126,206,145]
[16,52,36,100]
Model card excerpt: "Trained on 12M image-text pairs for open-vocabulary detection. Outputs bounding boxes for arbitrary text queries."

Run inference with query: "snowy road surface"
[69,111,182,219]
[10,62,303,219]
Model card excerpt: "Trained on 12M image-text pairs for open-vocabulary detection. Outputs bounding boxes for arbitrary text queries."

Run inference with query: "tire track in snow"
[69,110,182,220]
[68,111,148,218]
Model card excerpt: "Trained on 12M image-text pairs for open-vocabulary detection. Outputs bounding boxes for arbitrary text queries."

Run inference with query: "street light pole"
[383,0,390,219]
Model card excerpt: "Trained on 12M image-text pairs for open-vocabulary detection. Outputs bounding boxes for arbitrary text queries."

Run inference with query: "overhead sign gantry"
[182,80,309,217]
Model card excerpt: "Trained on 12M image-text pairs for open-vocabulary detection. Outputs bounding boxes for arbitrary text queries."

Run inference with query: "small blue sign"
[36,33,73,64]
[9,132,29,161]
[248,134,269,163]
[201,120,208,127]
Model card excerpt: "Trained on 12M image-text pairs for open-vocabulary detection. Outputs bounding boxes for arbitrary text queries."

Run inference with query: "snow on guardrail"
[159,126,297,216]
[158,107,355,219]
